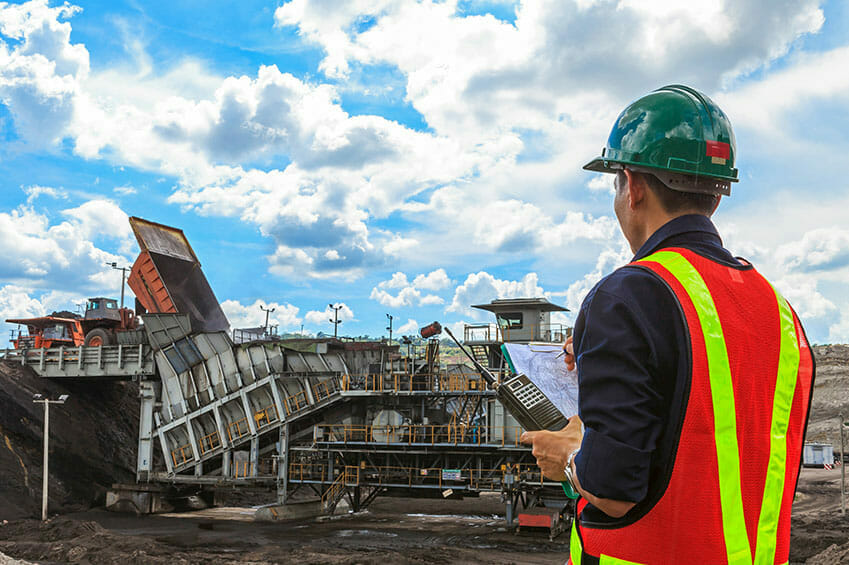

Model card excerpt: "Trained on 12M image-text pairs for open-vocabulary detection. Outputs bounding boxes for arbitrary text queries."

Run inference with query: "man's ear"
[623,169,646,210]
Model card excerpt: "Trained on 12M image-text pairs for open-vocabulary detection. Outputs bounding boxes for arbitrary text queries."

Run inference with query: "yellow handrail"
[198,431,221,454]
[227,417,250,442]
[313,423,522,446]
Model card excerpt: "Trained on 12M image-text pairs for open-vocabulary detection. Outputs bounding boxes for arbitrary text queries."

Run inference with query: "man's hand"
[562,336,575,371]
[520,415,584,482]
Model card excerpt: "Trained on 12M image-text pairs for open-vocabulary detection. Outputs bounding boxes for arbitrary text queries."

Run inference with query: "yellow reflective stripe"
[753,289,799,565]
[570,518,582,565]
[639,251,752,565]
[600,555,645,565]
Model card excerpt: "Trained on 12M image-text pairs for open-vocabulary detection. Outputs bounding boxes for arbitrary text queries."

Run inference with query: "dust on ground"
[791,467,849,564]
[0,493,567,564]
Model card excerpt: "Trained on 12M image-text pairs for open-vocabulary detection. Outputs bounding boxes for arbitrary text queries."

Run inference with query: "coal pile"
[807,345,849,444]
[0,362,139,519]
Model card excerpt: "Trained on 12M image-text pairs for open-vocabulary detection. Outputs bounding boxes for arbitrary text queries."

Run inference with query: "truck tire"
[84,328,114,346]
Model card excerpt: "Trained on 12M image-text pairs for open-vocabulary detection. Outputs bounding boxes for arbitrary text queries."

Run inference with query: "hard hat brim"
[582,157,615,174]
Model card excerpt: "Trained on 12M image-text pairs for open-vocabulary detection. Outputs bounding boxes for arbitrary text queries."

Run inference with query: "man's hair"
[618,170,718,215]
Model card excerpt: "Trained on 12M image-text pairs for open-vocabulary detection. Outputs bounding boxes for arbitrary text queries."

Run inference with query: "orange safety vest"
[569,248,814,565]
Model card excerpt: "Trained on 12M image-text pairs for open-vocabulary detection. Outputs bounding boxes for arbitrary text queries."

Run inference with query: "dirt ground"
[0,468,847,564]
[0,493,567,564]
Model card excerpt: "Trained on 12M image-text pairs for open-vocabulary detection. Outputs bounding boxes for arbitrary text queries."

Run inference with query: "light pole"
[260,304,275,336]
[107,262,131,310]
[840,413,846,515]
[386,314,394,344]
[329,304,343,338]
[33,393,68,521]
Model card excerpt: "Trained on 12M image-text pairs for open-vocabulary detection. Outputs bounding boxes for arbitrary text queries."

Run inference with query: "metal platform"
[0,344,155,379]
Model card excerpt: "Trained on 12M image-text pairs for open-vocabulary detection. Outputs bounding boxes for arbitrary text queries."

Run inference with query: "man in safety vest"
[521,85,814,565]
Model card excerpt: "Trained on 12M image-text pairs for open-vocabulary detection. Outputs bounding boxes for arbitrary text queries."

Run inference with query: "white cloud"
[447,271,547,318]
[396,318,419,335]
[0,0,88,147]
[419,294,444,306]
[7,0,826,284]
[0,284,45,320]
[276,0,824,141]
[370,268,453,308]
[772,274,836,321]
[369,285,420,308]
[378,272,410,290]
[775,228,849,274]
[0,201,133,292]
[220,299,301,331]
[304,303,355,328]
[828,308,849,344]
[412,268,451,291]
[23,185,67,203]
[717,45,849,150]
[113,185,137,195]
[586,174,614,195]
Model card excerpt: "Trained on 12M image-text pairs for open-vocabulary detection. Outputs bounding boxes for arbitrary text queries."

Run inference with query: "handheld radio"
[443,328,568,432]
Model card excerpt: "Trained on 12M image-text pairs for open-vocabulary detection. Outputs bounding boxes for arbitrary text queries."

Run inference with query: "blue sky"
[1,0,849,344]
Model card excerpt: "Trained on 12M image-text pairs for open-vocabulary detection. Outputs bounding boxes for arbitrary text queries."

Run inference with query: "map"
[502,342,579,418]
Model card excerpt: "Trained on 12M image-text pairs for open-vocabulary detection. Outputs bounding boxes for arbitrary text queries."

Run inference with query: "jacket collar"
[632,214,722,261]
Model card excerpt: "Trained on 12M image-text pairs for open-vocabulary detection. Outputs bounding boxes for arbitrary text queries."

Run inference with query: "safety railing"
[313,424,524,446]
[227,417,251,442]
[233,460,252,478]
[253,404,279,429]
[340,372,494,394]
[312,379,336,402]
[464,324,499,343]
[284,391,308,415]
[171,443,193,467]
[344,465,360,485]
[198,431,221,454]
[321,472,347,510]
[288,462,327,483]
[288,462,543,491]
[463,323,570,344]
[539,323,570,343]
[0,344,153,376]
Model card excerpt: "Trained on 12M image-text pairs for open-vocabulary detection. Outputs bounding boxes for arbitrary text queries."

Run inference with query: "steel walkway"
[0,344,155,378]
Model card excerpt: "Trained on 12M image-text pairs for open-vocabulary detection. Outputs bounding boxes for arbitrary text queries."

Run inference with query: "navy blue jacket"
[573,214,743,525]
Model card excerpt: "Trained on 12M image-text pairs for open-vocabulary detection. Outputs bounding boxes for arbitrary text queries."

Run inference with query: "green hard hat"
[583,84,738,196]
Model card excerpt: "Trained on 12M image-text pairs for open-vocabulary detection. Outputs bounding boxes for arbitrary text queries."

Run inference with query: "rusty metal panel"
[129,251,176,314]
[130,217,198,262]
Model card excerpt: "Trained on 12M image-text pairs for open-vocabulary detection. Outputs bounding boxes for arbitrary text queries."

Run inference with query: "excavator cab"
[84,298,122,322]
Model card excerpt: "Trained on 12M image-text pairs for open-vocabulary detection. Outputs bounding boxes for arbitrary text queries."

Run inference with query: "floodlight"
[33,393,43,400]
[58,395,69,402]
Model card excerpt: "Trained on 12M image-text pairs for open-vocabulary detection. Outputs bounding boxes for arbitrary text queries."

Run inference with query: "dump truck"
[7,297,140,348]
[127,217,229,334]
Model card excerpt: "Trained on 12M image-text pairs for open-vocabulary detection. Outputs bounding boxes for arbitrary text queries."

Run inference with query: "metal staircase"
[469,344,490,369]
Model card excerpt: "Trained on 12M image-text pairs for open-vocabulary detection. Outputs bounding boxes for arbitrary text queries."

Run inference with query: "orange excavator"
[7,297,140,348]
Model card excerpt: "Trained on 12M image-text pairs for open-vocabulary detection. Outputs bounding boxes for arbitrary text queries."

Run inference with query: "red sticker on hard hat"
[705,140,730,160]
